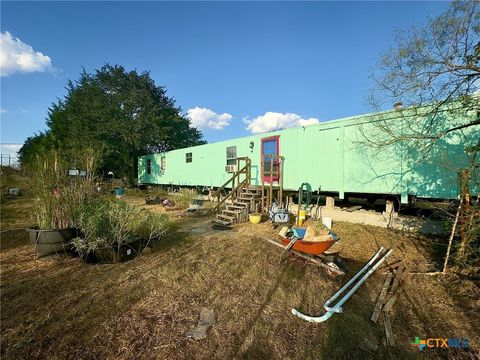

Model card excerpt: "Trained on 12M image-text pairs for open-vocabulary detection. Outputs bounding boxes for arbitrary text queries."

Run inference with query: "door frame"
[261,135,280,182]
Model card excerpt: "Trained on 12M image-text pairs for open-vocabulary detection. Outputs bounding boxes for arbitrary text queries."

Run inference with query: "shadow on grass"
[0,228,30,251]
[0,257,149,360]
[231,263,295,358]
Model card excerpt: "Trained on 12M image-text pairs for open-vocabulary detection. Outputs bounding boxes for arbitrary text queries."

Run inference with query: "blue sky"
[1,1,449,156]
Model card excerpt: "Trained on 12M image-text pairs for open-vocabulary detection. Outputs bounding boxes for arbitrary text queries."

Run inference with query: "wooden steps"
[213,186,262,227]
[227,205,244,210]
[212,219,231,226]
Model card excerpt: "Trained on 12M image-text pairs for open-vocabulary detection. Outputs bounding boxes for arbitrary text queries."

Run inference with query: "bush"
[72,198,170,257]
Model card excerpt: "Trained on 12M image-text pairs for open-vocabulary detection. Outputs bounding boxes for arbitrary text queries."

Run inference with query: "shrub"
[72,198,170,257]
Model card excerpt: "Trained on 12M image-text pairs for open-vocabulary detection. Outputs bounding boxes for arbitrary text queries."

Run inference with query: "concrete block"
[326,196,335,208]
[385,200,396,216]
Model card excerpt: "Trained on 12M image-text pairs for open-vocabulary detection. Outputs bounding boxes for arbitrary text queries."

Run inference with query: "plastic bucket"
[115,188,125,198]
[298,210,306,226]
[249,214,262,224]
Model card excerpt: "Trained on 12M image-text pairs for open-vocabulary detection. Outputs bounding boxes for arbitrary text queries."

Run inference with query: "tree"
[18,132,53,169]
[367,0,480,270]
[368,0,479,148]
[21,64,205,183]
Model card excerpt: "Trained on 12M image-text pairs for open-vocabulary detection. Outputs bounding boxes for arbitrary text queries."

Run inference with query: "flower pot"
[27,228,77,260]
[86,237,143,264]
[249,213,262,224]
[115,188,125,199]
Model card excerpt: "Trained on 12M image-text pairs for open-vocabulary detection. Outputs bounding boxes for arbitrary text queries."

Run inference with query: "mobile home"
[139,106,478,203]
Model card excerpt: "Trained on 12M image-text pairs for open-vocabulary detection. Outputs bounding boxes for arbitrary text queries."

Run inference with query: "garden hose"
[298,183,312,210]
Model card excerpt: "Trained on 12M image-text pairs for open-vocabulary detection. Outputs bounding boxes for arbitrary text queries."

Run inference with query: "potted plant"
[72,198,169,263]
[27,153,95,260]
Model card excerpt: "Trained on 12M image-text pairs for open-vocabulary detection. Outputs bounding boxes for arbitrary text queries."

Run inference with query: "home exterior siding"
[138,107,479,203]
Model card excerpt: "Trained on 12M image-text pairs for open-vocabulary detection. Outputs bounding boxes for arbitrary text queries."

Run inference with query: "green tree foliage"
[18,132,53,168]
[19,64,205,182]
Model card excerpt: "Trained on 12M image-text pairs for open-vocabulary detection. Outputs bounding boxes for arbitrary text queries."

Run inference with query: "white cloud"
[187,107,233,130]
[0,144,22,155]
[245,112,319,134]
[0,31,52,76]
[0,108,7,113]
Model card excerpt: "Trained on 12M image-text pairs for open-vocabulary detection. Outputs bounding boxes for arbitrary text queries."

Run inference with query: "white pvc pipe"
[292,248,393,323]
[327,249,393,312]
[324,247,384,308]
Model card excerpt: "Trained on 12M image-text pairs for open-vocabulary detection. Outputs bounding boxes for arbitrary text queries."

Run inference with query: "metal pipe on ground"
[292,248,393,323]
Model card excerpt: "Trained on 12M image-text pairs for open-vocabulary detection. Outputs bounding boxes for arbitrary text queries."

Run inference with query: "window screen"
[226,146,237,166]
[146,159,152,175]
[186,153,192,163]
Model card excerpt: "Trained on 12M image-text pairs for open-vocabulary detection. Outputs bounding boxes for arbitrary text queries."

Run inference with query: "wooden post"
[278,156,283,208]
[261,156,265,213]
[232,159,236,200]
[269,154,274,211]
[247,158,251,187]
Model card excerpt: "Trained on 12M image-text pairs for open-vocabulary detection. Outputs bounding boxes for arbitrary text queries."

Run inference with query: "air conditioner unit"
[225,165,238,173]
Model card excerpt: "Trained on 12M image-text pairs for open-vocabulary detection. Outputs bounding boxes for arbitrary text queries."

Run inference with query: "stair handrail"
[213,157,251,212]
[213,177,249,212]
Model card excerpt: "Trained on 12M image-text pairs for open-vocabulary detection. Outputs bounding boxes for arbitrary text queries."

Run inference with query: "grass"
[1,188,479,359]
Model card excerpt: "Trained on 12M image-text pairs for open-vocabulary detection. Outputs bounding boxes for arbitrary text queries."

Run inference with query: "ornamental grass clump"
[72,198,170,258]
[31,152,96,229]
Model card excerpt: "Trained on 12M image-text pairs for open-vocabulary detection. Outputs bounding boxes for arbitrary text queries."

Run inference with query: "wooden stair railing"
[213,157,251,212]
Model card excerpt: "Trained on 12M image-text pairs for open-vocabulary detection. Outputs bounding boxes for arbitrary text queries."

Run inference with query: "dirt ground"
[1,192,479,359]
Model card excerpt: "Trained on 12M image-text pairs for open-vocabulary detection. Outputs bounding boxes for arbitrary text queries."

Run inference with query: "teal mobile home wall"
[139,108,479,203]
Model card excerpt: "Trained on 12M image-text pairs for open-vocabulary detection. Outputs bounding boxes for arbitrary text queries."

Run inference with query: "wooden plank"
[223,210,240,216]
[384,315,396,347]
[212,219,231,226]
[371,272,394,323]
[218,214,235,221]
[382,293,399,314]
[227,205,244,210]
[377,259,402,272]
[282,238,298,256]
[389,265,404,295]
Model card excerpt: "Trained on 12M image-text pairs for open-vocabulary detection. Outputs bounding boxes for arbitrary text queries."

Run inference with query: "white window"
[186,152,192,163]
[161,156,166,170]
[226,146,237,166]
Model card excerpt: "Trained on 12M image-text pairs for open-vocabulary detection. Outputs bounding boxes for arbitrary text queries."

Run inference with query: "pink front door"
[261,136,280,182]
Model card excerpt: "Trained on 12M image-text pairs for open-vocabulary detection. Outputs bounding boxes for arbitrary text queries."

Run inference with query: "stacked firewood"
[371,263,405,347]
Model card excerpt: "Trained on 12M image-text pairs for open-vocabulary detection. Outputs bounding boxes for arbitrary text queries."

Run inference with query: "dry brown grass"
[1,193,479,359]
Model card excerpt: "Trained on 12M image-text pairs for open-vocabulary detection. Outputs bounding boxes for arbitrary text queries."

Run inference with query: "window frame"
[160,156,166,171]
[186,152,192,163]
[146,158,152,175]
[226,146,237,166]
